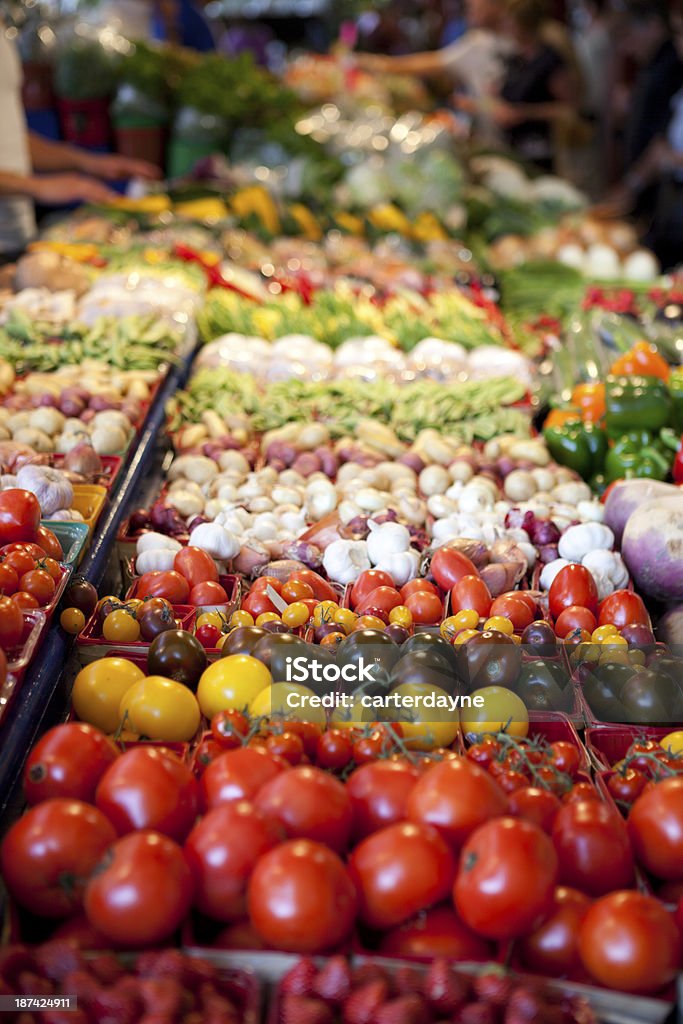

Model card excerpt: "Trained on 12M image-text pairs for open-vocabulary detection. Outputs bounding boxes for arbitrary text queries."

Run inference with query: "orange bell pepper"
[610,341,670,381]
[543,408,582,430]
[570,382,606,423]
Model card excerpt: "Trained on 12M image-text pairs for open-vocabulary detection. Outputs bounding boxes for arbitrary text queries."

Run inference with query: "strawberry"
[0,948,35,987]
[62,968,102,1009]
[90,987,143,1024]
[351,965,389,989]
[372,993,430,1024]
[424,960,468,1016]
[17,971,53,996]
[136,950,192,985]
[313,956,352,1005]
[89,954,125,986]
[281,994,334,1024]
[183,957,219,991]
[34,942,85,983]
[473,972,512,1006]
[343,979,390,1024]
[393,967,423,997]
[137,977,187,1017]
[455,1002,498,1024]
[280,959,318,997]
[506,987,546,1022]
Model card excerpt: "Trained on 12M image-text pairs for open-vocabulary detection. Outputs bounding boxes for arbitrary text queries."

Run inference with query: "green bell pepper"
[669,371,683,434]
[605,375,673,438]
[544,421,607,481]
[604,431,672,483]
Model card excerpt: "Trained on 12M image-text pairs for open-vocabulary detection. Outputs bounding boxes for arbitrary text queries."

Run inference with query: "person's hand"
[490,100,524,129]
[591,185,636,219]
[354,52,390,73]
[30,174,119,206]
[77,152,162,181]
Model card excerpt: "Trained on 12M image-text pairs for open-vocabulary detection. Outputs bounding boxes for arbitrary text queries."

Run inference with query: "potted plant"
[54,37,120,149]
[111,42,170,169]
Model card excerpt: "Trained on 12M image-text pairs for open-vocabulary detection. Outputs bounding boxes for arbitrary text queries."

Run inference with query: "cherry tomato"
[549,564,599,620]
[200,747,284,808]
[0,489,41,545]
[35,526,63,560]
[608,768,648,805]
[360,586,403,616]
[173,546,218,589]
[552,799,635,896]
[508,786,562,833]
[288,569,338,603]
[350,570,395,610]
[400,579,441,602]
[0,564,18,595]
[265,731,304,765]
[598,590,650,629]
[84,831,194,946]
[255,765,352,854]
[195,623,222,648]
[554,605,597,639]
[347,760,420,841]
[11,590,39,610]
[192,736,224,777]
[58,606,85,634]
[242,590,279,618]
[281,579,315,604]
[0,596,23,649]
[404,590,443,625]
[378,904,492,961]
[211,709,249,749]
[3,550,35,578]
[488,595,534,632]
[549,741,581,778]
[102,609,141,643]
[23,723,118,805]
[430,545,479,591]
[315,729,354,772]
[451,575,492,618]
[406,757,507,851]
[134,596,172,621]
[578,891,681,994]
[628,777,683,881]
[454,817,558,940]
[190,581,229,606]
[135,570,190,604]
[0,798,116,917]
[520,886,591,978]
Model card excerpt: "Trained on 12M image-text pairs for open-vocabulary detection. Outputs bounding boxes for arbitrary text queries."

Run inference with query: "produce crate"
[6,609,48,685]
[76,605,196,664]
[0,672,19,728]
[41,563,72,623]
[49,453,123,491]
[68,483,108,534]
[125,572,240,618]
[585,725,679,770]
[461,711,590,772]
[42,519,90,568]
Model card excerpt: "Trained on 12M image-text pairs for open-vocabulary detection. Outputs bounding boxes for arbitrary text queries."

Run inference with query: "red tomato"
[247,839,357,953]
[519,886,592,978]
[11,591,38,611]
[195,623,222,649]
[255,766,352,854]
[192,736,224,776]
[185,801,282,921]
[378,903,492,961]
[0,564,18,595]
[406,757,507,851]
[404,589,443,625]
[506,591,538,616]
[173,546,219,588]
[430,545,479,591]
[349,822,456,930]
[551,799,635,896]
[598,590,650,629]
[211,709,249,749]
[628,777,683,881]
[578,891,681,994]
[488,595,535,631]
[241,590,278,618]
[400,579,441,601]
[554,605,597,639]
[135,570,190,604]
[289,569,338,603]
[23,723,118,806]
[19,569,56,607]
[0,596,23,649]
[451,576,492,618]
[265,732,304,765]
[360,586,403,615]
[201,747,284,809]
[281,580,314,604]
[35,525,63,560]
[0,648,6,689]
[549,741,581,779]
[84,831,194,947]
[0,798,116,917]
[95,746,198,843]
[251,576,283,594]
[41,558,62,582]
[507,786,562,833]
[190,581,229,606]
[454,817,558,940]
[0,489,41,545]
[347,760,420,841]
[315,729,354,772]
[350,570,395,610]
[3,550,35,578]
[549,564,599,620]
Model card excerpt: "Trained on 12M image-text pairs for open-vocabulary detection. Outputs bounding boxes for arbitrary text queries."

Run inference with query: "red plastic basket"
[126,573,240,617]
[585,725,679,770]
[49,453,123,491]
[6,609,48,683]
[76,605,196,664]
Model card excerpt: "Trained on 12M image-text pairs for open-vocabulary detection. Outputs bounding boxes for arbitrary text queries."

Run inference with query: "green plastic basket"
[42,520,90,568]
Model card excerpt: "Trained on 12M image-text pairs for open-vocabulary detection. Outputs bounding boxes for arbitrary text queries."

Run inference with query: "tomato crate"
[43,519,90,568]
[6,609,48,684]
[0,672,19,727]
[578,683,683,728]
[49,453,123,491]
[125,573,240,618]
[585,725,679,770]
[461,711,590,772]
[76,605,196,664]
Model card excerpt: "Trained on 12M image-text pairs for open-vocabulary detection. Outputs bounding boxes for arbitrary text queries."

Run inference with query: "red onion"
[314,446,339,479]
[478,462,499,477]
[128,509,149,532]
[343,515,370,540]
[529,519,561,546]
[504,509,535,535]
[398,452,425,473]
[439,537,489,568]
[80,409,96,424]
[480,563,519,597]
[60,396,86,417]
[31,393,57,408]
[150,502,173,531]
[89,395,121,412]
[285,540,323,569]
[373,509,399,525]
[291,452,322,477]
[538,544,559,564]
[269,458,287,473]
[187,515,209,531]
[202,443,226,462]
[266,440,298,467]
[408,526,430,552]
[496,456,516,478]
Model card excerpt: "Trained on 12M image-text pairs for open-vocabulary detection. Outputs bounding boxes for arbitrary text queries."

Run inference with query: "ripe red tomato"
[0,489,40,544]
[549,742,581,779]
[11,591,39,611]
[0,798,116,917]
[0,564,18,595]
[289,569,338,603]
[404,589,443,625]
[211,709,249,749]
[378,903,493,961]
[200,747,284,809]
[315,729,354,771]
[451,576,492,618]
[507,786,562,833]
[549,564,599,620]
[554,605,597,639]
[628,777,683,881]
[95,747,198,843]
[23,723,118,805]
[430,546,479,591]
[360,586,403,615]
[454,817,558,940]
[247,839,357,953]
[3,550,35,578]
[41,558,62,582]
[135,570,190,604]
[84,831,194,947]
[281,579,314,604]
[190,581,229,606]
[551,799,635,896]
[185,801,282,921]
[598,590,650,629]
[578,891,681,994]
[347,760,420,841]
[254,766,352,855]
[173,546,219,588]
[0,596,23,649]
[406,758,507,851]
[19,569,56,607]
[488,595,535,631]
[400,579,441,602]
[350,569,395,610]
[35,525,63,560]
[349,822,456,930]
[519,886,592,978]
[195,623,222,648]
[251,576,283,594]
[192,736,224,776]
[241,590,278,618]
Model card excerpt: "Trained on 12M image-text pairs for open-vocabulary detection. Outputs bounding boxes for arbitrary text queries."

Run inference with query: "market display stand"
[0,339,200,829]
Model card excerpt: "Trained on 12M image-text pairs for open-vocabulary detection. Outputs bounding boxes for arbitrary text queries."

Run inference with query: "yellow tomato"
[484,616,514,636]
[215,633,229,650]
[312,601,338,628]
[460,686,529,740]
[119,676,200,742]
[601,635,627,648]
[72,658,145,732]
[389,605,413,628]
[453,628,479,646]
[197,655,272,719]
[330,696,374,730]
[661,731,683,757]
[453,609,480,631]
[385,683,460,751]
[197,611,226,631]
[60,607,85,635]
[102,609,141,643]
[123,599,143,616]
[333,607,358,634]
[355,615,386,631]
[256,612,281,627]
[230,610,254,628]
[592,625,618,642]
[249,682,326,727]
[282,602,310,628]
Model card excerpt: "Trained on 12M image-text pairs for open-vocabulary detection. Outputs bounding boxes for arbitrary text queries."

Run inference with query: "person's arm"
[29,132,161,181]
[0,169,118,205]
[485,66,577,128]
[356,46,459,79]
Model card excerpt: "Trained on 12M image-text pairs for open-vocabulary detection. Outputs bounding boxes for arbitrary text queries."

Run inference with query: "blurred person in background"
[565,0,613,195]
[152,0,215,51]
